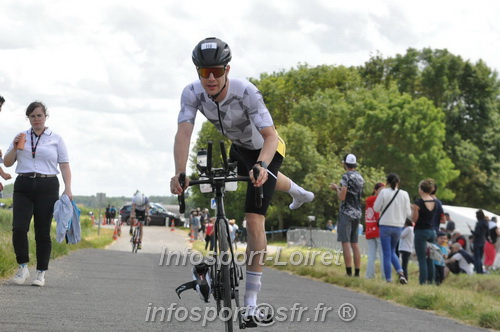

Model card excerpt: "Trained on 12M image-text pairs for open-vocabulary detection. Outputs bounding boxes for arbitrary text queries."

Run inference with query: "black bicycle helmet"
[192,37,232,67]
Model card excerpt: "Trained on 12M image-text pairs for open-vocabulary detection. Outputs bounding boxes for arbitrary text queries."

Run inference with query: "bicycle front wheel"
[217,219,233,332]
[132,228,140,253]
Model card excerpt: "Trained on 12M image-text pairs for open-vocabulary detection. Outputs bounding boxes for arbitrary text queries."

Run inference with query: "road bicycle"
[176,140,262,331]
[130,217,141,253]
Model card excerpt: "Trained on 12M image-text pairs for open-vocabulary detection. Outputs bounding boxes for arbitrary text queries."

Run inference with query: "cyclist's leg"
[275,172,315,210]
[229,144,279,319]
[129,216,134,235]
[136,210,146,246]
[245,214,267,269]
[244,212,266,315]
[230,143,313,209]
[139,223,144,243]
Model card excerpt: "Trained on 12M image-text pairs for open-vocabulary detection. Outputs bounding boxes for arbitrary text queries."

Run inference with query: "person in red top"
[205,217,215,251]
[365,182,385,279]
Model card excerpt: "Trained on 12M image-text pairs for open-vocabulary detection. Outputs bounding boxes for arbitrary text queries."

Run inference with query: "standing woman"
[374,173,412,284]
[412,179,438,285]
[3,101,72,287]
[364,182,385,279]
[470,210,489,274]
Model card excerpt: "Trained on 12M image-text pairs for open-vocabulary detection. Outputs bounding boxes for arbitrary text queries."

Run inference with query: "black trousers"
[400,250,411,281]
[12,176,59,270]
[435,264,445,285]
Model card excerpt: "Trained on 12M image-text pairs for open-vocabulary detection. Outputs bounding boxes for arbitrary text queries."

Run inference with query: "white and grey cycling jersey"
[178,78,274,150]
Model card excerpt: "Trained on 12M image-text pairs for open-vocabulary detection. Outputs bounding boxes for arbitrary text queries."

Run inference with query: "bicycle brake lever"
[252,166,263,208]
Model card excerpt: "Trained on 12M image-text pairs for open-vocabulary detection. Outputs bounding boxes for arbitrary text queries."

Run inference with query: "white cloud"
[1,0,499,197]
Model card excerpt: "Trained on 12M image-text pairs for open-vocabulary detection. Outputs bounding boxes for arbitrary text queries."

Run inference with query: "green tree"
[252,64,363,126]
[354,86,458,200]
[360,48,499,211]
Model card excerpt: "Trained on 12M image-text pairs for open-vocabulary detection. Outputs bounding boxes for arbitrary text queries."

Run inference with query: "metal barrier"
[286,228,369,255]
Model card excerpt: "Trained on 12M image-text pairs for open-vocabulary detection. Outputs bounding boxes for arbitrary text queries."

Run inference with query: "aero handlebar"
[178,140,263,213]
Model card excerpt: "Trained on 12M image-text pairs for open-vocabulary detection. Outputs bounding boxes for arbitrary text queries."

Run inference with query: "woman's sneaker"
[32,270,46,287]
[13,265,30,285]
[398,273,408,285]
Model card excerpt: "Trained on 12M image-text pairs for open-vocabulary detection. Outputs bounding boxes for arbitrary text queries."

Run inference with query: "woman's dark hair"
[386,173,400,190]
[372,182,385,195]
[419,179,434,194]
[476,209,485,220]
[26,101,47,117]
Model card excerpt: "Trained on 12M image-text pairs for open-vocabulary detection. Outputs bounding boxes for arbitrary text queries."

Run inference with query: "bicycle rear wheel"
[217,218,233,332]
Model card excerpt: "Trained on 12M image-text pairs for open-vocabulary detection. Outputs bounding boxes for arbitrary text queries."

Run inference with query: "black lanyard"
[30,128,45,159]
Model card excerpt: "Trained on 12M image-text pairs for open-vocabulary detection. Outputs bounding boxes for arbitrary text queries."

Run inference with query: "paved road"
[0,225,486,331]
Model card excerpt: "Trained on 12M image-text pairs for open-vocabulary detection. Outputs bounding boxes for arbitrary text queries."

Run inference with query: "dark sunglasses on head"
[197,66,226,79]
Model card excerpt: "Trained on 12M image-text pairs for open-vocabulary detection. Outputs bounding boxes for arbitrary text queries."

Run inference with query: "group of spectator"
[104,204,117,225]
[188,207,248,252]
[330,154,500,284]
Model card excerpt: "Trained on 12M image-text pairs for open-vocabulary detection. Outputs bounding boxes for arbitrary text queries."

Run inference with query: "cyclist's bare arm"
[171,122,194,194]
[131,203,137,217]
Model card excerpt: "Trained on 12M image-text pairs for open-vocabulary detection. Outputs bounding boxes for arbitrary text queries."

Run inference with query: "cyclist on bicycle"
[170,37,314,326]
[129,190,150,250]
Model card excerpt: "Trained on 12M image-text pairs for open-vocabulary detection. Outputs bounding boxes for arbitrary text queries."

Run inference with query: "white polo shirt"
[6,128,69,175]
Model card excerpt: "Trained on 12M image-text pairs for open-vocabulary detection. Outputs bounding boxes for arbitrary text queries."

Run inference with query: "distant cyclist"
[170,37,314,326]
[129,190,150,250]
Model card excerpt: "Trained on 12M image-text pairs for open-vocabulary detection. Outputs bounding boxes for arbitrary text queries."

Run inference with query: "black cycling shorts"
[229,144,283,216]
[135,209,146,223]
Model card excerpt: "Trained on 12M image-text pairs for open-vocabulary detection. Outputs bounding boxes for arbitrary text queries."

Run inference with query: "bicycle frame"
[178,140,262,331]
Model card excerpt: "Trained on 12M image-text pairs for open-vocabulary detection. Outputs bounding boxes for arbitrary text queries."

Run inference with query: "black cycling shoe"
[175,262,211,303]
[243,313,274,328]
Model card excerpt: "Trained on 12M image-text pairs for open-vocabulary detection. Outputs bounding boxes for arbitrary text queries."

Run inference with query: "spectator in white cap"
[330,153,364,277]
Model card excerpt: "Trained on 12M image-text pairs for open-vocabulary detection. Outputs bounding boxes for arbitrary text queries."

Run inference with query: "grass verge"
[191,241,500,330]
[0,209,114,279]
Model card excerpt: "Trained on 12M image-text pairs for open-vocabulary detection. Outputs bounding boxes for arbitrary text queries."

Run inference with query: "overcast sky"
[1,0,499,197]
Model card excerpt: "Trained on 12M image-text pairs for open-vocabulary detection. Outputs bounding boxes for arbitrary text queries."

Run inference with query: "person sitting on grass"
[444,243,474,277]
